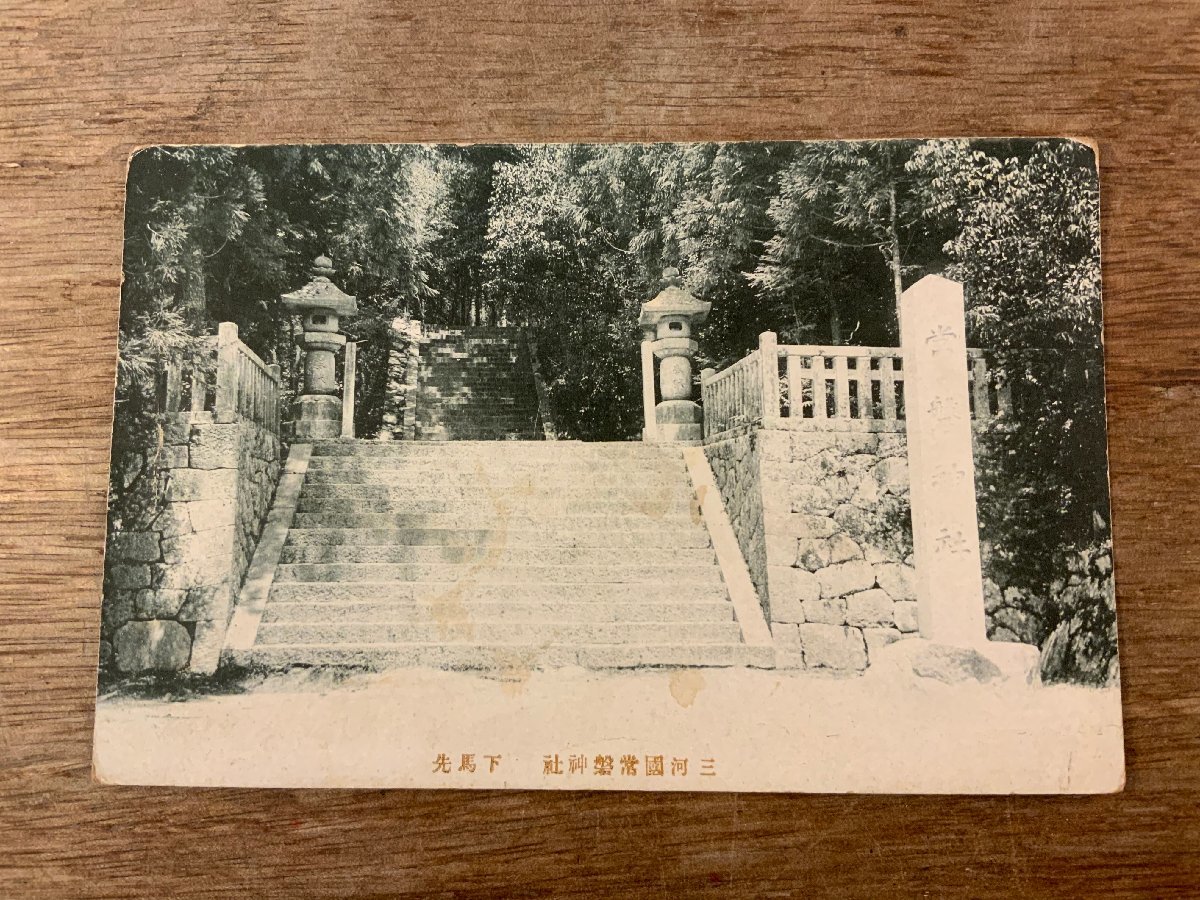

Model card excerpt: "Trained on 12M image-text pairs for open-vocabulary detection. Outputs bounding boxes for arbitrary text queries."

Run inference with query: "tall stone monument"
[282,255,357,440]
[899,274,988,645]
[870,274,1039,684]
[639,268,711,443]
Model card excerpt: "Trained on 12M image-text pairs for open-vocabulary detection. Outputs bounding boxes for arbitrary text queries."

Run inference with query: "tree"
[752,140,949,345]
[484,145,649,439]
[661,142,789,362]
[910,139,1113,682]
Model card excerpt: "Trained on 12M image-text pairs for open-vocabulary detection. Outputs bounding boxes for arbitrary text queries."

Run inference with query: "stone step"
[416,420,537,428]
[423,341,523,346]
[234,642,774,670]
[422,346,525,352]
[417,399,536,407]
[256,620,743,645]
[268,581,731,604]
[415,432,543,442]
[424,337,523,342]
[298,483,697,502]
[278,544,719,566]
[418,382,532,390]
[419,384,531,390]
[420,370,525,375]
[414,423,541,435]
[304,456,686,474]
[419,399,535,407]
[417,408,540,415]
[424,326,526,335]
[420,371,529,376]
[421,353,526,359]
[281,527,712,549]
[416,394,537,402]
[299,474,686,490]
[274,562,727,584]
[422,350,525,357]
[421,347,526,354]
[262,598,734,624]
[420,394,533,400]
[415,418,540,428]
[307,441,681,459]
[294,496,700,515]
[414,422,540,431]
[289,511,704,529]
[412,419,539,428]
[301,465,688,483]
[422,349,525,353]
[424,347,524,353]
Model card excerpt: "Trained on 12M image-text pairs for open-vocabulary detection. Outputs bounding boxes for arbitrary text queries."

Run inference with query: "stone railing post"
[638,268,711,443]
[341,340,357,439]
[267,363,282,435]
[758,330,780,426]
[640,331,657,441]
[214,322,240,424]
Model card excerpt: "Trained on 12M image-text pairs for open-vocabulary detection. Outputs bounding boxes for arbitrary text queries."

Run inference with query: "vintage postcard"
[93,140,1122,792]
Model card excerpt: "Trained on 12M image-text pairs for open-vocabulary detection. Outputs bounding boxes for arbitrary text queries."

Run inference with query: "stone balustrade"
[700,277,1035,675]
[702,333,1009,438]
[102,323,283,675]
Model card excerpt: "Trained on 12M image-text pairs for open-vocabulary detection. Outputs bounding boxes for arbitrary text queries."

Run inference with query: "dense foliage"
[115,139,1114,681]
[909,140,1114,681]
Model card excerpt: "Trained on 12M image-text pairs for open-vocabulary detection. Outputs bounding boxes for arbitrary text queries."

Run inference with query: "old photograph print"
[93,140,1122,792]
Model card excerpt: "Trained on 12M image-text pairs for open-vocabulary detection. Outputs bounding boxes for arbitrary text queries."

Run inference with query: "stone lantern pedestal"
[281,256,357,440]
[639,269,711,443]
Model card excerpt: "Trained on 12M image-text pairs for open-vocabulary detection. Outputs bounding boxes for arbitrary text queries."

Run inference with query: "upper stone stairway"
[234,440,770,671]
[414,327,542,441]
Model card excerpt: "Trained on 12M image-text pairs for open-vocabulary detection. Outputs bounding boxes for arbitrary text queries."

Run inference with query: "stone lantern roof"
[638,268,710,329]
[281,255,358,316]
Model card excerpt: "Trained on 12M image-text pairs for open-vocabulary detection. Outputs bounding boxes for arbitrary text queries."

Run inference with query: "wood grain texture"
[2,1,1199,896]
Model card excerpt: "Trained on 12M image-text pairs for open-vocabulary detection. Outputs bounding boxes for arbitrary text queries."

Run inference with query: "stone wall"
[706,426,919,673]
[102,416,281,675]
[378,316,422,440]
[757,429,917,672]
[704,427,768,616]
[706,423,1061,674]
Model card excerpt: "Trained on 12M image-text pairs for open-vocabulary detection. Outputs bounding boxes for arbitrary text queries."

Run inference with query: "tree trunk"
[887,181,904,340]
[180,241,207,331]
[828,297,842,345]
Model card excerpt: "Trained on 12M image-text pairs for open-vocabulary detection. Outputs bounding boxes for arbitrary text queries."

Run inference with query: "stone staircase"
[414,327,542,441]
[233,440,771,671]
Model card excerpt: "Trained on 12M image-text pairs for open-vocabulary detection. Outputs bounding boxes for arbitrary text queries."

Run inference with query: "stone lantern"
[281,255,357,440]
[638,268,711,443]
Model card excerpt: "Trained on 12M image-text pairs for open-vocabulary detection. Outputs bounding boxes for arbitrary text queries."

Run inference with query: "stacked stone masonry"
[379,317,422,440]
[412,327,543,442]
[102,417,281,674]
[706,428,918,672]
[702,426,768,617]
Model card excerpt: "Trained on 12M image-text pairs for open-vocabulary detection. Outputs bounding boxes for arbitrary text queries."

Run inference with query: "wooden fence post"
[215,322,239,424]
[758,331,780,426]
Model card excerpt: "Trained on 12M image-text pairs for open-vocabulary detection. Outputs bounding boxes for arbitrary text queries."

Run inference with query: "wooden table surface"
[2,1,1198,896]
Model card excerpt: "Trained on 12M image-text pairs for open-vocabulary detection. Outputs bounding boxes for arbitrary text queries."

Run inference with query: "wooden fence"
[159,322,282,435]
[701,331,1009,438]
